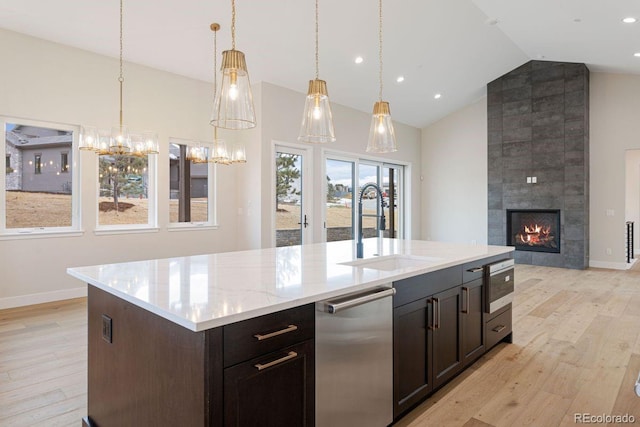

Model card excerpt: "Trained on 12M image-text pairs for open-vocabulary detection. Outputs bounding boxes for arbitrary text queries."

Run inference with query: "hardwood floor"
[0,298,87,426]
[1,265,640,426]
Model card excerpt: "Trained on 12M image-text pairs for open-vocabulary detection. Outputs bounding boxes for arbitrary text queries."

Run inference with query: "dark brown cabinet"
[393,297,432,416]
[431,286,463,389]
[223,304,315,427]
[392,266,462,418]
[224,340,314,427]
[85,287,315,427]
[461,278,485,366]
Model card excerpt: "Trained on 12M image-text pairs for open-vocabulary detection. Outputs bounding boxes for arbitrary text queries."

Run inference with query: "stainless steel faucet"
[357,183,386,258]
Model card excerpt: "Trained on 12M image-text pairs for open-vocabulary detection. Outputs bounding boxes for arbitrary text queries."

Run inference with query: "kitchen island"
[68,239,514,426]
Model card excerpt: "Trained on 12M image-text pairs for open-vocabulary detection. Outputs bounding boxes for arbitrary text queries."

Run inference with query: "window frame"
[167,138,218,231]
[0,116,82,238]
[94,150,158,234]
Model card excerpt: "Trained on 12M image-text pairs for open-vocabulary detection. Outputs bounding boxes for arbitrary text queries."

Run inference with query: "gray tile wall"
[487,61,589,269]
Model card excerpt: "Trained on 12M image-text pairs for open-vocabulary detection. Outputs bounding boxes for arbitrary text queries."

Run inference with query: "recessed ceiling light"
[396,76,405,83]
[573,18,582,23]
[434,93,442,100]
[354,56,364,64]
[623,17,637,24]
[634,52,640,57]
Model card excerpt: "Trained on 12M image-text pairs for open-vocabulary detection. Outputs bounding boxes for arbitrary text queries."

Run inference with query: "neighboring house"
[169,144,208,199]
[5,124,73,194]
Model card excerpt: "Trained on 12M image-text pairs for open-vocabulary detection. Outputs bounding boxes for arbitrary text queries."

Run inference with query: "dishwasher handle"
[325,288,396,314]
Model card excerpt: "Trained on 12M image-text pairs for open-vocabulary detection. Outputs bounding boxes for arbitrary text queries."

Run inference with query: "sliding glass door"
[324,155,404,242]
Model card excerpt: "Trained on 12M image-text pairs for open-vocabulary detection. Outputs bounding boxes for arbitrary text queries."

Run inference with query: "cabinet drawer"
[223,304,315,367]
[485,307,512,350]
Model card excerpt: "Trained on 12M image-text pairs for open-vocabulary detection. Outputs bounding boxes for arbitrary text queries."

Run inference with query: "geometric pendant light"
[298,0,336,143]
[366,0,397,153]
[210,0,256,130]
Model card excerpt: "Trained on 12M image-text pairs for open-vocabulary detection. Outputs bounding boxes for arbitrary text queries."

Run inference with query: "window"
[168,140,215,226]
[98,153,155,227]
[325,154,406,242]
[34,154,42,174]
[61,152,69,173]
[1,118,79,233]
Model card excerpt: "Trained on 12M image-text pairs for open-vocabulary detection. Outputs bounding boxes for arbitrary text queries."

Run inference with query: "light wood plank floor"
[2,265,640,426]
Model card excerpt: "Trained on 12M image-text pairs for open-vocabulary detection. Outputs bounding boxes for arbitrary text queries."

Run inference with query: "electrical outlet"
[102,314,112,343]
[606,209,615,217]
[532,176,537,184]
[606,248,612,256]
[526,177,532,184]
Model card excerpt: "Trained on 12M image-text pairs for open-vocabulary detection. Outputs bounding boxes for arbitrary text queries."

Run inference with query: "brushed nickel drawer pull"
[254,351,298,371]
[466,267,483,273]
[254,324,298,341]
[492,325,506,333]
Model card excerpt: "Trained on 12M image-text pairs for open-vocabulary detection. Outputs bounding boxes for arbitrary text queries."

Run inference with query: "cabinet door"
[393,297,432,418]
[224,340,314,427]
[461,278,485,366]
[432,286,462,389]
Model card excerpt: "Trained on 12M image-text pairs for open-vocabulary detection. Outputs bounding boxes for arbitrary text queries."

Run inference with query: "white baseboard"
[0,286,87,310]
[589,260,630,270]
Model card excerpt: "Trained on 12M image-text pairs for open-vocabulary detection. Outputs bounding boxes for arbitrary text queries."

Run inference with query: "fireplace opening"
[506,209,561,253]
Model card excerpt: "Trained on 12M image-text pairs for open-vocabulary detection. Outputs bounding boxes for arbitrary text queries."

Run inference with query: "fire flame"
[517,223,552,246]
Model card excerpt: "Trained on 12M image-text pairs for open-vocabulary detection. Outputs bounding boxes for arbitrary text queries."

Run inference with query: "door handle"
[324,288,395,314]
[462,287,469,314]
[428,298,436,330]
[429,297,440,330]
[297,214,309,228]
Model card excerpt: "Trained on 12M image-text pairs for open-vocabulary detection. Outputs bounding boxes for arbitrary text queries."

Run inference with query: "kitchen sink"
[339,254,443,271]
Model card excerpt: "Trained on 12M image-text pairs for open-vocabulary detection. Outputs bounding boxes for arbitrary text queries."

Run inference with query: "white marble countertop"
[67,239,514,332]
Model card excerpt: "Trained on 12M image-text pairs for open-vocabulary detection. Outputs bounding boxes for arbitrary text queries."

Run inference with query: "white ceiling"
[0,0,638,128]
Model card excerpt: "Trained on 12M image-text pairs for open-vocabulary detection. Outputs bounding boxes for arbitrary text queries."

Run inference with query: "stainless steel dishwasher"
[316,286,395,427]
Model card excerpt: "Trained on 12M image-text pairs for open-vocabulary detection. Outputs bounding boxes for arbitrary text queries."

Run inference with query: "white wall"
[0,29,240,307]
[419,71,640,268]
[0,29,423,307]
[625,150,640,254]
[247,82,423,248]
[591,72,640,267]
[421,98,488,244]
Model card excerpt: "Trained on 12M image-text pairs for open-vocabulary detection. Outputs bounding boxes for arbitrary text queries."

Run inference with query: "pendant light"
[79,0,158,156]
[210,0,256,130]
[209,23,232,165]
[298,0,336,143]
[366,0,397,153]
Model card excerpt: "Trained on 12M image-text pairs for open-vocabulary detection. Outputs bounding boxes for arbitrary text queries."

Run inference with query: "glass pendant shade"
[143,132,159,154]
[79,126,98,151]
[97,129,111,155]
[231,141,247,163]
[210,50,256,130]
[298,79,336,143]
[130,133,145,157]
[187,144,208,163]
[110,125,131,154]
[366,101,397,153]
[209,140,230,164]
